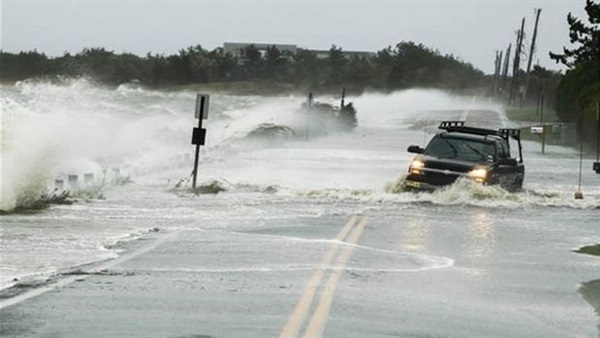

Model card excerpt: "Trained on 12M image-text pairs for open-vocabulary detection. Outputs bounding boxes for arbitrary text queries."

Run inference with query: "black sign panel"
[192,127,207,145]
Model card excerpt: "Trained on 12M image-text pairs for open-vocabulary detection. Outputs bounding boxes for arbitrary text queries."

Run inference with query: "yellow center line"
[303,216,368,338]
[279,216,358,338]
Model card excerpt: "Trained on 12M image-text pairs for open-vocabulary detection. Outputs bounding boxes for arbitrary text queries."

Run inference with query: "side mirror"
[407,145,424,154]
[500,158,518,166]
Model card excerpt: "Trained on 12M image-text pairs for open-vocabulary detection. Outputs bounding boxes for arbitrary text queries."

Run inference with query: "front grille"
[409,167,464,186]
[425,161,471,173]
[422,171,460,186]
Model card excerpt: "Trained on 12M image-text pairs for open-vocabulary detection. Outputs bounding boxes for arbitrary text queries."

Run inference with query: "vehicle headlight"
[410,159,425,175]
[468,168,488,183]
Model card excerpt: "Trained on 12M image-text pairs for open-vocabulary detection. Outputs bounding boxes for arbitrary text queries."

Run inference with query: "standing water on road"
[1,79,599,334]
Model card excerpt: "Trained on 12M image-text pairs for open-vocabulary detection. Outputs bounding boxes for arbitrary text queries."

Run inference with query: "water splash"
[382,177,600,209]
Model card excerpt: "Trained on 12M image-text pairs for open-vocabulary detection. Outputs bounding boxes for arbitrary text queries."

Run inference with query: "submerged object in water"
[246,123,296,140]
[300,91,358,131]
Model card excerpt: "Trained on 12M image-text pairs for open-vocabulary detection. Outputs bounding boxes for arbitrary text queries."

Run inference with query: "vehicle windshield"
[425,135,496,162]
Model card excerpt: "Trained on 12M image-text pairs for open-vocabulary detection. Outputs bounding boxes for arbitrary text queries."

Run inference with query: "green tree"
[265,45,283,79]
[550,0,599,68]
[327,45,347,86]
[346,56,375,89]
[185,45,211,83]
[207,48,238,81]
[0,50,50,79]
[241,44,262,79]
[291,49,323,87]
[550,0,599,147]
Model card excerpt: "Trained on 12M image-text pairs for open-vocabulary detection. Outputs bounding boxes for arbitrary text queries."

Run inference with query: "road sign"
[192,127,206,145]
[195,94,209,119]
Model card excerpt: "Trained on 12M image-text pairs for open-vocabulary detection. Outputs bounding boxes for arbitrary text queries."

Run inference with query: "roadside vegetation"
[0,42,483,93]
[504,107,559,123]
[549,0,599,150]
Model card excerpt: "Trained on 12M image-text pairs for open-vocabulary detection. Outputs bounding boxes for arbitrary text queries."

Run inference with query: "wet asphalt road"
[1,202,598,338]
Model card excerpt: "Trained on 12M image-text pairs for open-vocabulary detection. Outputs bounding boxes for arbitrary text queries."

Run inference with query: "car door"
[494,141,519,189]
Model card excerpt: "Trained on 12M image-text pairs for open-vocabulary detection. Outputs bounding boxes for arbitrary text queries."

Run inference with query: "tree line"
[0,42,484,92]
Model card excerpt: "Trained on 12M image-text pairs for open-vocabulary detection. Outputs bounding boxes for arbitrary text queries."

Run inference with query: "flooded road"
[1,81,599,337]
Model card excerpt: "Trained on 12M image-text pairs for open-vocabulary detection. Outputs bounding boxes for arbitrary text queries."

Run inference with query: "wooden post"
[526,9,541,75]
[595,100,600,173]
[501,44,511,95]
[493,50,502,94]
[540,94,545,154]
[524,9,542,101]
[510,18,526,105]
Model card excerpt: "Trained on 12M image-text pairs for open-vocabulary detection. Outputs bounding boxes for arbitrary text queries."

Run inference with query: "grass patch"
[574,243,600,257]
[505,107,559,122]
[0,191,74,215]
[190,180,229,195]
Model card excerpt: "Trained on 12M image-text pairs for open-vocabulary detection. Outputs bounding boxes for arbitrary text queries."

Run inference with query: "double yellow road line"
[280,215,368,338]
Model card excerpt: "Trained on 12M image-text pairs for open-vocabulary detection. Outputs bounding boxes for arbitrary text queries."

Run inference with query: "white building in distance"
[223,42,375,60]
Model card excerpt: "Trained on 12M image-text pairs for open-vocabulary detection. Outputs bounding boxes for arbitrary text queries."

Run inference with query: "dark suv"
[404,121,524,192]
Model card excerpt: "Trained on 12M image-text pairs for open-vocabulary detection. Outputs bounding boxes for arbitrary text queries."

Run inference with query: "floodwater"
[1,79,598,336]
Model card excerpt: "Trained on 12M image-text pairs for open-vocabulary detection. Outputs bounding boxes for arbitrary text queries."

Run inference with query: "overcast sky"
[0,0,588,74]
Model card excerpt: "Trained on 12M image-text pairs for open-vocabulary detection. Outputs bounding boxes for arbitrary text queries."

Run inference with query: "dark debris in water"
[246,123,296,140]
[0,269,135,300]
[0,278,51,300]
[61,269,134,277]
[579,279,600,316]
[114,175,134,186]
[191,180,229,195]
[263,185,279,194]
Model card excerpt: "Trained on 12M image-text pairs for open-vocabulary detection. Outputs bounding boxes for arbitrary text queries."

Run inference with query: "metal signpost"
[594,101,600,174]
[191,94,209,189]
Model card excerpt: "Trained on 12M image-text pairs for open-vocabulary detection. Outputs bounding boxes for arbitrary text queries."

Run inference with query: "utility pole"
[493,50,503,94]
[524,8,542,101]
[594,100,600,173]
[594,31,600,174]
[498,51,504,93]
[509,17,526,105]
[526,9,541,75]
[501,43,511,96]
[540,94,545,154]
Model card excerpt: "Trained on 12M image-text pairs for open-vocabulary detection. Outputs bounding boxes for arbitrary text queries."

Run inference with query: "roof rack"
[438,121,520,141]
[439,121,465,128]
